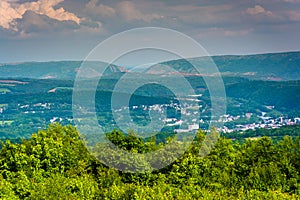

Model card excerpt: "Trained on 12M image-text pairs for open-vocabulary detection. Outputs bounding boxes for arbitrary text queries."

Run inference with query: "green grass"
[0,120,14,126]
[56,87,73,90]
[0,88,11,93]
[0,83,15,86]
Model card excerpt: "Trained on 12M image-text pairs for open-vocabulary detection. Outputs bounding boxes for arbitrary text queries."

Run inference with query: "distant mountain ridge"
[213,51,300,80]
[161,51,300,80]
[0,51,299,80]
[0,61,127,80]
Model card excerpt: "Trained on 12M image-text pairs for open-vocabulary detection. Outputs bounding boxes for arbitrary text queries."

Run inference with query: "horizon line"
[1,50,299,66]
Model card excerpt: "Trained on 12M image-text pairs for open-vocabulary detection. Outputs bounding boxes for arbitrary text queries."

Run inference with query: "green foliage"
[0,124,300,199]
[0,123,91,178]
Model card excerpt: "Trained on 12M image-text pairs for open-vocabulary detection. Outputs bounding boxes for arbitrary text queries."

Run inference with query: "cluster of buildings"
[219,113,300,133]
[14,100,300,134]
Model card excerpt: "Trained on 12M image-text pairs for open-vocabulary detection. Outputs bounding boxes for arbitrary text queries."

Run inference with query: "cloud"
[159,3,243,32]
[82,0,164,34]
[16,10,80,35]
[282,0,300,3]
[0,0,81,32]
[18,0,81,24]
[195,27,252,39]
[0,1,23,31]
[285,10,300,21]
[246,5,273,17]
[116,1,162,22]
[85,0,115,18]
[223,29,252,36]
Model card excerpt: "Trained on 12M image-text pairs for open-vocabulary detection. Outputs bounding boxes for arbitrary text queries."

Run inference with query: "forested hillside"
[162,51,300,80]
[1,51,300,80]
[0,124,299,199]
[1,76,300,138]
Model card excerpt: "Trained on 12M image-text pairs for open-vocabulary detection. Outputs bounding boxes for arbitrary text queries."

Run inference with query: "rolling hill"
[160,51,300,80]
[0,61,127,80]
[1,51,300,81]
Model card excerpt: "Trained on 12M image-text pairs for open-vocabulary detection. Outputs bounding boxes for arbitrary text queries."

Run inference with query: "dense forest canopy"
[0,123,299,199]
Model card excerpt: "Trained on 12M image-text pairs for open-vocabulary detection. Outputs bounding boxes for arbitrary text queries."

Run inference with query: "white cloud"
[0,0,80,31]
[0,1,23,31]
[17,0,80,24]
[246,5,273,17]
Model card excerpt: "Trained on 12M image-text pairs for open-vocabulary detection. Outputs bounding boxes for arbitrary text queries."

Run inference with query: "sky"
[0,0,300,63]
